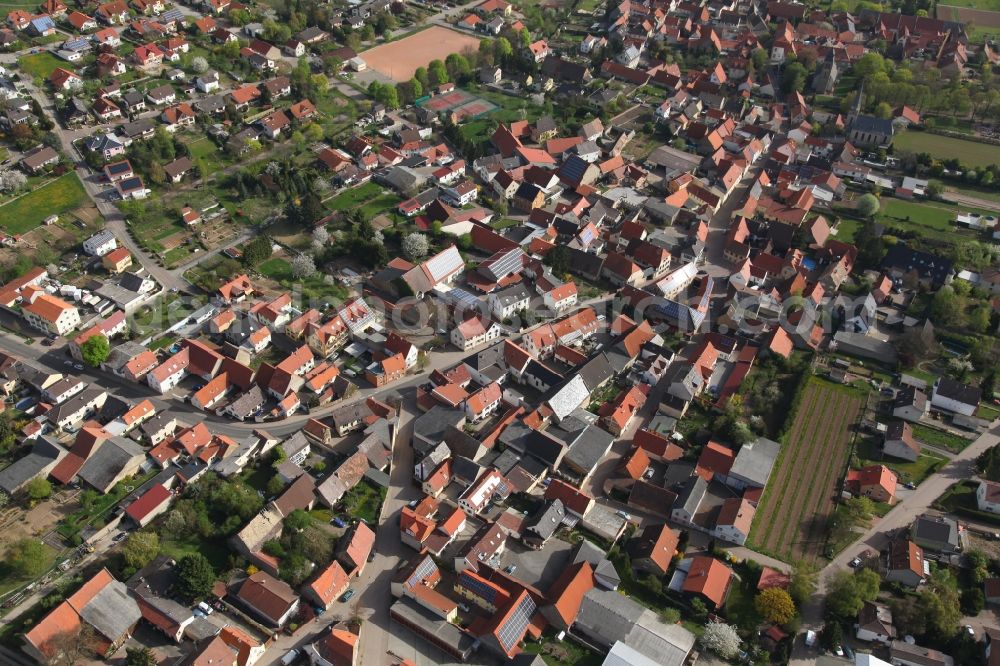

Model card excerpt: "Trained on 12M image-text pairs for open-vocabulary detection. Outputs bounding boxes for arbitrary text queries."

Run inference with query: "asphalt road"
[789,420,1000,664]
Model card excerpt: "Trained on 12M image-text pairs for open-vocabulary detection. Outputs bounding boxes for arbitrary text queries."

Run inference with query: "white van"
[804,630,817,647]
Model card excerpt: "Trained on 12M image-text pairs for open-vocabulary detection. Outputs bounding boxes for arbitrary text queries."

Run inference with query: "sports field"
[417,89,498,121]
[748,379,864,563]
[893,131,1000,168]
[360,26,482,82]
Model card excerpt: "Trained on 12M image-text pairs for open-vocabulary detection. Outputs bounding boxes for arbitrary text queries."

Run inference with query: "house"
[885,538,926,588]
[892,386,928,423]
[931,376,981,416]
[102,247,132,274]
[96,0,129,24]
[22,569,141,662]
[883,421,920,462]
[451,316,503,351]
[856,601,895,645]
[306,624,359,666]
[846,465,897,504]
[681,556,733,608]
[304,561,350,611]
[22,293,80,335]
[889,642,954,666]
[365,352,406,388]
[20,146,60,174]
[163,157,194,183]
[978,479,1000,514]
[910,514,962,553]
[258,110,291,139]
[627,524,679,576]
[235,571,300,627]
[116,176,150,200]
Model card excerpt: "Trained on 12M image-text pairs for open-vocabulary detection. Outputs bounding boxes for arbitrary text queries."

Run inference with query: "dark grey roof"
[911,515,959,548]
[524,430,567,468]
[78,437,144,491]
[524,359,563,388]
[577,352,614,392]
[882,244,953,285]
[78,579,142,641]
[412,406,466,455]
[852,114,893,136]
[934,376,981,407]
[562,425,614,473]
[674,475,707,515]
[0,437,63,495]
[443,426,483,460]
[526,498,565,541]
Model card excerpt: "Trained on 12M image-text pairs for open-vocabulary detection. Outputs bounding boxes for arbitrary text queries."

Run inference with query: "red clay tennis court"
[417,90,498,120]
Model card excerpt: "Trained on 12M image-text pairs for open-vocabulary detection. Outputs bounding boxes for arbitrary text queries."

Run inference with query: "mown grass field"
[0,173,88,234]
[893,131,1000,168]
[17,52,66,80]
[875,197,995,244]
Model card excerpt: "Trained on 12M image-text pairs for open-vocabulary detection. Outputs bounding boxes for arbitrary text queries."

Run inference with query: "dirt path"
[943,189,1000,213]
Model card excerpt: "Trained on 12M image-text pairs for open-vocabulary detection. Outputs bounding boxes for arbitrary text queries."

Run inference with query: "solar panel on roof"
[458,571,500,605]
[497,594,536,651]
[484,247,524,280]
[407,555,437,588]
[425,246,463,282]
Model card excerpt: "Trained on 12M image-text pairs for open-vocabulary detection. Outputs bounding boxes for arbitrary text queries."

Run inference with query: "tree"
[969,304,992,333]
[925,180,944,199]
[856,194,880,219]
[930,286,965,327]
[174,553,216,602]
[291,254,316,279]
[700,622,741,659]
[789,560,818,605]
[428,59,449,86]
[402,232,429,260]
[243,236,273,266]
[80,334,110,367]
[410,76,424,99]
[26,477,51,502]
[890,596,926,636]
[285,509,311,531]
[820,621,844,651]
[494,37,513,63]
[824,569,880,618]
[0,170,27,193]
[544,244,571,275]
[123,532,160,570]
[5,539,47,578]
[190,56,209,74]
[126,647,156,666]
[755,587,796,625]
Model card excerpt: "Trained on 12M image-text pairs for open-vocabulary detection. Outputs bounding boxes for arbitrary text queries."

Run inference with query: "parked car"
[340,589,355,602]
[804,630,817,648]
[331,517,347,528]
[849,556,862,567]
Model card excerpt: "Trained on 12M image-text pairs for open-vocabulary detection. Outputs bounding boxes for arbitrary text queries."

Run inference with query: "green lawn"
[855,438,947,486]
[0,173,88,234]
[523,632,604,666]
[324,182,384,212]
[937,0,1000,10]
[935,480,1000,525]
[258,257,293,281]
[833,218,860,243]
[911,423,973,453]
[357,193,402,219]
[160,536,232,571]
[0,543,57,599]
[17,52,66,80]
[339,479,386,523]
[875,198,993,243]
[893,131,1000,168]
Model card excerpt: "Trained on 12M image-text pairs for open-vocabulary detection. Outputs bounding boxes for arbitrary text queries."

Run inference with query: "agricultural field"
[893,131,1000,168]
[748,378,864,562]
[0,173,88,234]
